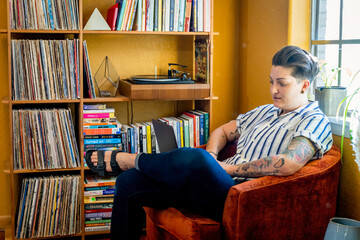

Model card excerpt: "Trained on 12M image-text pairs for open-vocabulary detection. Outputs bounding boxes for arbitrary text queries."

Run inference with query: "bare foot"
[90,151,136,172]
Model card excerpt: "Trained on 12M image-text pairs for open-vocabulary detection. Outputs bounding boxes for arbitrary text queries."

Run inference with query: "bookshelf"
[4,0,215,239]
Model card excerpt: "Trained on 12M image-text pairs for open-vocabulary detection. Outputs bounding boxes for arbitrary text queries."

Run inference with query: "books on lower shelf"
[9,0,80,30]
[83,104,123,157]
[120,109,209,154]
[84,175,116,232]
[11,39,80,100]
[15,175,81,239]
[106,0,211,32]
[12,108,80,170]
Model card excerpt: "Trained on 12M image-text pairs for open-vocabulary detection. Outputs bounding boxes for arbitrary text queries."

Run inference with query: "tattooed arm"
[206,120,240,159]
[225,136,316,177]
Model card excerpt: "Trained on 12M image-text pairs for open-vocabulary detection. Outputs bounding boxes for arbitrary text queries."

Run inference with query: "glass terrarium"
[94,56,120,97]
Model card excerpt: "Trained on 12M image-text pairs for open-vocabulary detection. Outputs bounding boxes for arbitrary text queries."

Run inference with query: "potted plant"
[315,62,347,116]
[336,68,360,162]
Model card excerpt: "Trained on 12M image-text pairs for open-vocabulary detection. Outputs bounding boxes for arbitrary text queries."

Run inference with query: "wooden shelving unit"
[4,0,215,239]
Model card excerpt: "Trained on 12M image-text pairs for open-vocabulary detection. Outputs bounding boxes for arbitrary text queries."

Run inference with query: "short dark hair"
[272,45,319,84]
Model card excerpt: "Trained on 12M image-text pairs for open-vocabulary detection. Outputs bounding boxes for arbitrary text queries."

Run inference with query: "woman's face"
[270,66,308,114]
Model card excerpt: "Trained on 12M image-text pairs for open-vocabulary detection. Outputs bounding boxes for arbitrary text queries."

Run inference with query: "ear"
[302,79,310,91]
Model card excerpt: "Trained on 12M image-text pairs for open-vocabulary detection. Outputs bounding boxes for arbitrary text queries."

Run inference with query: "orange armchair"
[144,143,341,240]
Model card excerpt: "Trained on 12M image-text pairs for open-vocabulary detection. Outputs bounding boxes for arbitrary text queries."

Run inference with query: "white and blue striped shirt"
[223,101,333,165]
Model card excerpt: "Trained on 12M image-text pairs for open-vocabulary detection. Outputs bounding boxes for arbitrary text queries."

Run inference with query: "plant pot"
[315,87,347,116]
[324,217,360,240]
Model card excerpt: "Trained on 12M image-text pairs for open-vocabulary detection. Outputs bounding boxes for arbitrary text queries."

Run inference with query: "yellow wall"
[333,136,360,221]
[238,0,289,114]
[212,0,241,128]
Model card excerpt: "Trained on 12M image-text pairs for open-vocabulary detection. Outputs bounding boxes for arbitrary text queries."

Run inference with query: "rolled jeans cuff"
[135,153,144,171]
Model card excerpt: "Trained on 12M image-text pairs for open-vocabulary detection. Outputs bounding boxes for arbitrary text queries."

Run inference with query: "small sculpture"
[94,56,120,97]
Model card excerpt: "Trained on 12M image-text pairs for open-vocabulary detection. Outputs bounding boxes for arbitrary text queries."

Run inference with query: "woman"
[86,45,332,240]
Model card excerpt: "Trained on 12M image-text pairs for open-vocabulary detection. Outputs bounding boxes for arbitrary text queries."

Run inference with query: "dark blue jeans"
[110,148,235,240]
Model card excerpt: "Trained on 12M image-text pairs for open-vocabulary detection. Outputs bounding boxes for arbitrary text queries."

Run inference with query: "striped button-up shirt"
[223,101,333,166]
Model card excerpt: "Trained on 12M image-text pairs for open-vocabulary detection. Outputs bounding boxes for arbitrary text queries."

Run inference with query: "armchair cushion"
[144,207,220,240]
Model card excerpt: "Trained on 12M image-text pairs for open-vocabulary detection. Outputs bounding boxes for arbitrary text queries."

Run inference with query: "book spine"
[84,143,122,150]
[83,128,121,135]
[83,104,106,110]
[85,225,110,232]
[85,219,112,224]
[169,0,174,31]
[154,0,158,31]
[85,185,115,191]
[84,134,121,139]
[84,203,113,209]
[157,0,162,31]
[83,124,119,129]
[84,189,115,196]
[85,211,112,218]
[84,138,122,144]
[178,0,185,31]
[85,208,113,213]
[204,0,210,32]
[83,113,115,119]
[173,0,179,31]
[184,0,191,31]
[84,182,116,187]
[83,108,115,114]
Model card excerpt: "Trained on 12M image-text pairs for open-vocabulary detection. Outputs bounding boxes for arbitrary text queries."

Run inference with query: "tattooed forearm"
[230,137,316,178]
[234,155,283,177]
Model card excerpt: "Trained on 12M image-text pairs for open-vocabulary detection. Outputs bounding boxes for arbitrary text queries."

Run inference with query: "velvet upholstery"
[145,144,341,240]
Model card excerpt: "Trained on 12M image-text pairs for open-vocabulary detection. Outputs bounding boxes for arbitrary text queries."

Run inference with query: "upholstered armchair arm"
[221,145,341,240]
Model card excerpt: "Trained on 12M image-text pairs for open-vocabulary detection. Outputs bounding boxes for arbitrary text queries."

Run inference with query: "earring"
[301,90,305,94]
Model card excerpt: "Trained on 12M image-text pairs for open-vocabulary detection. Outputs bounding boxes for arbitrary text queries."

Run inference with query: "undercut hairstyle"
[272,45,319,84]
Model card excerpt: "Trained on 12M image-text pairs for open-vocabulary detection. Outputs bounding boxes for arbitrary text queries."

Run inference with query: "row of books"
[10,0,80,30]
[121,110,209,154]
[106,0,211,32]
[11,39,80,100]
[84,175,116,232]
[81,106,209,154]
[12,109,80,170]
[16,175,81,238]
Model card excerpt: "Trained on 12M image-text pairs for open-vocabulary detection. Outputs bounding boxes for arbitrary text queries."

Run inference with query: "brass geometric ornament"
[94,56,120,97]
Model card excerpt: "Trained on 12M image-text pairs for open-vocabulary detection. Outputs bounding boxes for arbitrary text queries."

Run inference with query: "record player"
[128,63,194,84]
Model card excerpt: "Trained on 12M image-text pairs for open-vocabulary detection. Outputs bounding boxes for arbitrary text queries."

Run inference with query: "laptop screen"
[152,119,178,153]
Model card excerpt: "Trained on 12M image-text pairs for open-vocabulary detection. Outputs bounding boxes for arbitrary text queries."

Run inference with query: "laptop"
[151,119,178,153]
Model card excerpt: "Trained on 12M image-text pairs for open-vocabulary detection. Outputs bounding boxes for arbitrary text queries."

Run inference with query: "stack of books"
[121,109,209,154]
[84,175,116,232]
[83,104,123,157]
[106,0,211,32]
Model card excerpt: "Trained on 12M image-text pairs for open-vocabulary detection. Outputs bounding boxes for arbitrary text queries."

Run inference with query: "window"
[311,0,360,92]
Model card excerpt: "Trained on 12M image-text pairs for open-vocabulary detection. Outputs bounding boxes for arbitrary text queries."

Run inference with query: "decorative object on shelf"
[84,8,111,30]
[94,56,120,97]
[315,62,347,116]
[324,217,360,240]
